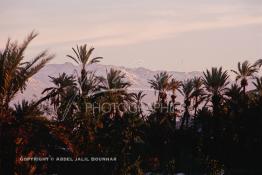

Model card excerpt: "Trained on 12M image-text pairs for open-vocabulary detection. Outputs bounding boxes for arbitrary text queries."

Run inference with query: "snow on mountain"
[14,63,202,105]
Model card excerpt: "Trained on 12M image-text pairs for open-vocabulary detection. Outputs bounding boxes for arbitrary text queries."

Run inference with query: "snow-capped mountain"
[14,63,202,105]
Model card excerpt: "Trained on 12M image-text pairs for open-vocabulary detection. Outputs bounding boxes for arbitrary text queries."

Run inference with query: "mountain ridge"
[14,63,203,104]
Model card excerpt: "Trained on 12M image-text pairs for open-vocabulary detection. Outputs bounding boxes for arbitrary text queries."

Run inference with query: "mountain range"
[14,63,202,105]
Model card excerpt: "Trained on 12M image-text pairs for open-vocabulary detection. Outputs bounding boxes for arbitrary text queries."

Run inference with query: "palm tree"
[13,100,43,120]
[66,45,103,122]
[78,71,102,98]
[0,32,54,174]
[192,77,206,116]
[253,77,262,96]
[99,68,132,117]
[225,84,243,114]
[63,72,104,156]
[225,84,242,100]
[166,78,182,128]
[231,60,258,94]
[131,91,146,119]
[0,32,54,119]
[254,59,262,68]
[180,79,194,129]
[75,71,103,125]
[41,73,76,105]
[203,67,229,115]
[148,72,171,105]
[67,45,102,109]
[37,73,77,119]
[67,45,102,82]
[168,78,182,104]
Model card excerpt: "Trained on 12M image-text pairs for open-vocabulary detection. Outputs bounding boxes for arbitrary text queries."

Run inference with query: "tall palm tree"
[99,68,132,117]
[0,32,54,174]
[166,78,182,128]
[180,79,194,129]
[203,67,229,115]
[67,45,102,102]
[192,77,206,116]
[231,60,258,94]
[64,72,104,155]
[148,72,171,104]
[67,45,102,81]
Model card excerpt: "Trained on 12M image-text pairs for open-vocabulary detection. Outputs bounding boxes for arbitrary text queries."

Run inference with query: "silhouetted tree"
[0,32,54,174]
[202,67,229,116]
[180,79,194,129]
[231,60,257,94]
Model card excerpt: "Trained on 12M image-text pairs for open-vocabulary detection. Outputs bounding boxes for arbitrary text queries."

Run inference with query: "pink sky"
[1,0,262,71]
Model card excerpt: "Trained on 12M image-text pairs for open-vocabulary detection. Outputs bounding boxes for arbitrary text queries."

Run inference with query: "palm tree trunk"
[180,107,189,129]
[212,94,220,116]
[194,96,198,117]
[172,99,177,129]
[157,93,160,103]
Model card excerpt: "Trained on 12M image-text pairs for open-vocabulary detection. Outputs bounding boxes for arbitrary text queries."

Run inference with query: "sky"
[0,0,262,72]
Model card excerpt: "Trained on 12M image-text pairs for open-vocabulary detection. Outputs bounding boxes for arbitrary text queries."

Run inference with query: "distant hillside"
[14,62,202,105]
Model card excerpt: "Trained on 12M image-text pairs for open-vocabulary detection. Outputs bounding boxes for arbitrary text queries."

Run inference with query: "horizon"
[1,0,262,72]
[46,62,202,73]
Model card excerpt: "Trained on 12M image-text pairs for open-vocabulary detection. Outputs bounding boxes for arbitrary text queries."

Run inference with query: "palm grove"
[1,33,262,174]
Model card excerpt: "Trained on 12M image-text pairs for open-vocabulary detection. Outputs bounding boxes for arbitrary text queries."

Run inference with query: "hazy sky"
[1,0,262,72]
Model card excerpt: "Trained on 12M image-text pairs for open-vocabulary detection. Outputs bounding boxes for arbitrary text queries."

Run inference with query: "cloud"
[1,1,262,49]
[46,15,262,48]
